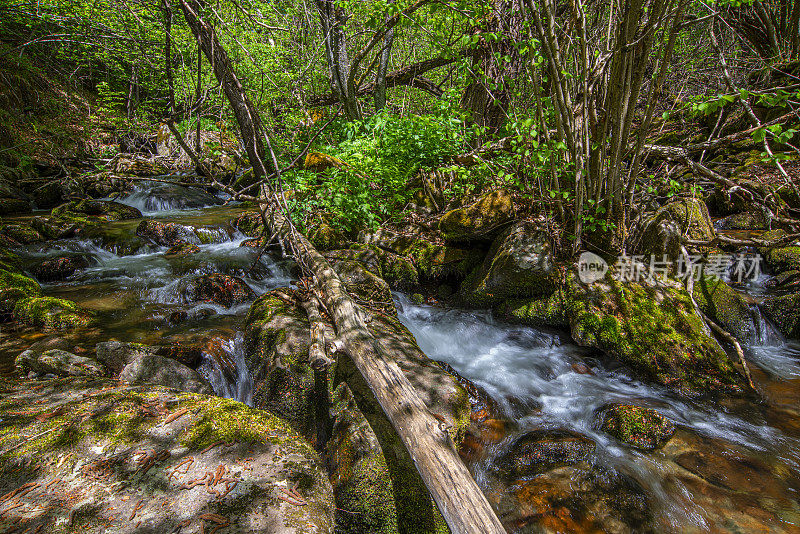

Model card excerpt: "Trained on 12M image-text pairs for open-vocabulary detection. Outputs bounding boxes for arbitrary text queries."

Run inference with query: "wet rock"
[674,448,774,493]
[186,273,256,308]
[0,223,42,244]
[13,296,94,330]
[764,246,800,273]
[716,210,769,230]
[341,244,419,290]
[0,377,335,534]
[15,348,104,377]
[461,221,556,306]
[165,241,200,256]
[325,253,394,314]
[114,154,168,176]
[764,269,800,291]
[760,292,800,339]
[0,268,41,317]
[154,344,203,369]
[693,276,756,341]
[495,429,596,478]
[131,183,223,210]
[119,352,213,394]
[597,404,675,450]
[438,190,514,242]
[136,219,197,247]
[231,212,263,236]
[239,237,264,248]
[30,215,80,240]
[30,255,90,282]
[52,199,142,221]
[566,272,744,396]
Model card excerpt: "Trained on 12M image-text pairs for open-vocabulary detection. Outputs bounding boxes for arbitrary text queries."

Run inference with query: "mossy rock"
[165,241,200,256]
[0,377,335,533]
[394,237,483,282]
[52,199,142,221]
[494,288,569,328]
[438,190,514,242]
[13,296,95,330]
[460,221,557,306]
[0,268,41,315]
[566,273,744,396]
[15,348,105,377]
[716,210,769,231]
[308,222,349,251]
[597,404,675,450]
[0,223,42,244]
[693,276,756,341]
[632,198,714,261]
[343,244,419,290]
[764,246,800,273]
[494,429,595,479]
[304,151,345,173]
[760,292,800,339]
[328,383,400,534]
[231,211,263,237]
[325,253,395,314]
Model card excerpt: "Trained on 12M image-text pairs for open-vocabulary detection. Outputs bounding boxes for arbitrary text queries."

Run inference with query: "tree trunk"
[374,0,395,111]
[177,2,507,532]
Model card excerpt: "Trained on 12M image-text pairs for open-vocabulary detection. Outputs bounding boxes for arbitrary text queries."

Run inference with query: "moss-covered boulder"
[760,292,800,339]
[325,252,395,314]
[231,211,263,236]
[308,222,349,251]
[566,273,744,395]
[0,223,42,244]
[461,221,557,306]
[597,404,675,450]
[0,377,335,533]
[13,296,95,330]
[328,383,399,534]
[716,210,769,231]
[15,348,105,377]
[693,276,756,341]
[764,246,800,273]
[114,155,168,176]
[438,189,514,242]
[52,199,142,222]
[165,241,201,256]
[0,268,41,316]
[397,237,483,282]
[304,151,345,172]
[632,198,715,261]
[136,219,196,247]
[494,288,569,328]
[30,215,81,240]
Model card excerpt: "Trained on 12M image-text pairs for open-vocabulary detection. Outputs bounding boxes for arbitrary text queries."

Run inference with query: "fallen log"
[178,1,507,532]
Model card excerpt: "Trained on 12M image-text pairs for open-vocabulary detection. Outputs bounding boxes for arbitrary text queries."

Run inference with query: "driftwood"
[178,2,506,532]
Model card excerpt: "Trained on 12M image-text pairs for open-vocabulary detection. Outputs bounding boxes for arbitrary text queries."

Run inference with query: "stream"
[3,182,800,532]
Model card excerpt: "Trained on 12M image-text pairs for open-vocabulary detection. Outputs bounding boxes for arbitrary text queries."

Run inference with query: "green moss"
[398,238,482,281]
[308,222,349,251]
[437,190,513,242]
[599,404,675,451]
[495,289,568,327]
[765,246,800,273]
[13,296,94,330]
[693,277,754,341]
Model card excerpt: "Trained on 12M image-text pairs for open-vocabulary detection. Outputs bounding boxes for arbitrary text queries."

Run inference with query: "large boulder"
[596,404,675,450]
[13,296,95,330]
[324,252,395,314]
[308,222,349,251]
[760,292,800,339]
[119,352,213,394]
[438,190,514,242]
[693,276,756,341]
[123,183,222,211]
[461,221,557,306]
[0,268,41,316]
[136,219,197,247]
[0,377,335,534]
[95,341,156,375]
[337,244,419,291]
[494,288,569,328]
[764,246,800,273]
[15,348,104,377]
[185,273,256,308]
[566,272,744,396]
[632,198,715,261]
[0,223,43,244]
[52,199,142,221]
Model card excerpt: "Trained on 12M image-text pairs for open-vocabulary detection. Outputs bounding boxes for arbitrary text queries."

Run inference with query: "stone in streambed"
[13,296,95,330]
[597,404,675,451]
[136,219,197,247]
[15,348,104,377]
[52,199,142,221]
[185,273,256,308]
[494,429,596,479]
[30,255,90,282]
[119,352,212,394]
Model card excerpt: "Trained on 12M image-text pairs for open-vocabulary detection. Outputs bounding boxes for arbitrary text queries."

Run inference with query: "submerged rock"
[52,199,142,221]
[461,220,556,306]
[186,273,256,308]
[13,296,94,330]
[438,190,514,242]
[566,273,744,396]
[119,352,213,394]
[30,254,90,282]
[495,429,595,478]
[0,377,335,533]
[597,404,675,450]
[15,348,104,377]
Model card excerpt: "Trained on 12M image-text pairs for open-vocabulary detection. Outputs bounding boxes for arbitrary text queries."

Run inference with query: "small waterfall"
[204,333,254,406]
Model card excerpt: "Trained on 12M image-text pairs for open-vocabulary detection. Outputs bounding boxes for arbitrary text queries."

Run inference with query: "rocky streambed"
[1,179,800,533]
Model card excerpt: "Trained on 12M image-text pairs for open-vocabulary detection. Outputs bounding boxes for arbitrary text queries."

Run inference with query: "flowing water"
[3,183,800,532]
